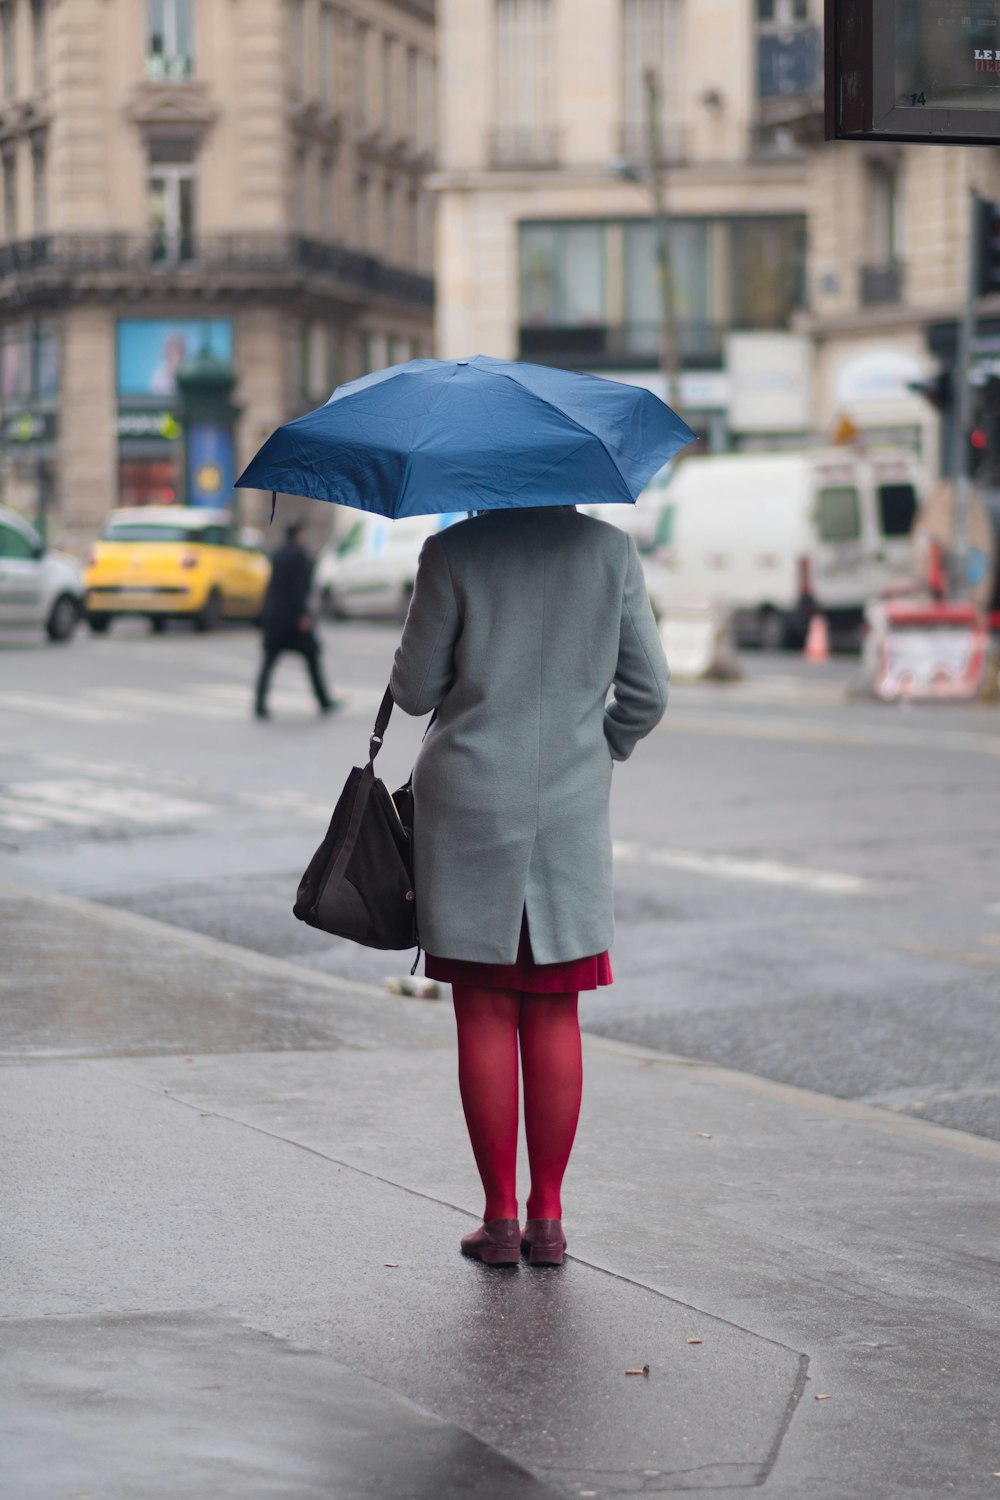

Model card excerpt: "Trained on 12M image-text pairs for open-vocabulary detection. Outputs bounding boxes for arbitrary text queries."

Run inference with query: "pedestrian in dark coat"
[390,507,668,1268]
[254,522,337,719]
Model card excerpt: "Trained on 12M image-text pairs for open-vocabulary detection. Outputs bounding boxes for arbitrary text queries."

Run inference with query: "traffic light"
[907,372,952,411]
[968,424,989,478]
[975,197,1000,296]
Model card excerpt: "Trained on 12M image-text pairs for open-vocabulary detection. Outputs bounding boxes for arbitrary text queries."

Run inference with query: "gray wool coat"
[389,508,668,964]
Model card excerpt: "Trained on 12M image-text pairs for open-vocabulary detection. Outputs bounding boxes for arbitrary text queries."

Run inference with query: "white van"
[314,511,465,620]
[645,449,926,648]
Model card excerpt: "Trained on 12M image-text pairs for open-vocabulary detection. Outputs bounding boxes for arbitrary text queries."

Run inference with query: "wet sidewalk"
[2,882,999,1499]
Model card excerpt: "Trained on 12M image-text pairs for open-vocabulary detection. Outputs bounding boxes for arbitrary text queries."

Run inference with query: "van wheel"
[195,589,223,633]
[46,593,79,642]
[758,608,790,652]
[87,615,111,635]
[149,616,168,634]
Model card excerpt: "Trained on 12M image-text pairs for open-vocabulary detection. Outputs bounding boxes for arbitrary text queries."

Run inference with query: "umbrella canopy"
[235,355,696,518]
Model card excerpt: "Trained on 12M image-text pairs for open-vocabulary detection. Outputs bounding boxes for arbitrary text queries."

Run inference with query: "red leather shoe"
[460,1219,521,1266]
[521,1218,567,1266]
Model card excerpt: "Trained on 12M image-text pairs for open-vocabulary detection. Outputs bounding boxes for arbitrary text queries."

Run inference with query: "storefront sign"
[834,347,925,405]
[3,410,57,444]
[116,410,181,440]
[726,333,811,432]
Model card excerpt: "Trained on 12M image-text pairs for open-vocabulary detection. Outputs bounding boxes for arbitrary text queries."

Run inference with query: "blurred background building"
[6,0,1000,556]
[433,0,1000,480]
[0,0,436,551]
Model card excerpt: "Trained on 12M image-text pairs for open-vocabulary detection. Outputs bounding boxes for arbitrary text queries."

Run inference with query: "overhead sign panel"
[829,0,1000,143]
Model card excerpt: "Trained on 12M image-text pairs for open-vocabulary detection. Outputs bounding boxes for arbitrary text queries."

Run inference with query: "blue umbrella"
[236,355,695,518]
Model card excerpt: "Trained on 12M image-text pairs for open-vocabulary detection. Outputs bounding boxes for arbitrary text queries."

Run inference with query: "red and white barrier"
[865,600,995,701]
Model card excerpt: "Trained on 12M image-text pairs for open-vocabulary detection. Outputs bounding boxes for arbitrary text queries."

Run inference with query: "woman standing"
[390,506,667,1267]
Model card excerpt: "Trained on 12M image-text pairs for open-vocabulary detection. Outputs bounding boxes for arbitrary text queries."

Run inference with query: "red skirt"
[425,918,612,993]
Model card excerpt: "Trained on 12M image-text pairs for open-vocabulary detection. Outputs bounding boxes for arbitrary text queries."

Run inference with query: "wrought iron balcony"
[488,125,561,169]
[859,262,903,306]
[518,319,725,370]
[0,231,434,310]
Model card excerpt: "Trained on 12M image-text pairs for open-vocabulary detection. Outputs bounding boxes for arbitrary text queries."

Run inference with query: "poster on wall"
[116,319,233,398]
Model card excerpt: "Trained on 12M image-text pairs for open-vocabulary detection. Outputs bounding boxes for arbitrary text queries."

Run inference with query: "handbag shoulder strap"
[368,683,436,771]
[368,685,394,766]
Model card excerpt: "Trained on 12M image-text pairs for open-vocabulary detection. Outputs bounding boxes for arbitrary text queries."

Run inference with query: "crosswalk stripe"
[0,682,379,726]
[0,778,210,830]
[613,841,879,895]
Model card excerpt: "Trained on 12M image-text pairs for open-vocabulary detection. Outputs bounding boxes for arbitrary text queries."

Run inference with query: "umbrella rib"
[483,365,640,482]
[396,362,465,513]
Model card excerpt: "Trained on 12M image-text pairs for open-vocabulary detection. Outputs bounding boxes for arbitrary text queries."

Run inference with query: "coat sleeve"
[390,533,461,715]
[603,535,669,761]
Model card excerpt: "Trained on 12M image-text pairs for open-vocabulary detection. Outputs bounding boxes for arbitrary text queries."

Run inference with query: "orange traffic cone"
[804,613,830,663]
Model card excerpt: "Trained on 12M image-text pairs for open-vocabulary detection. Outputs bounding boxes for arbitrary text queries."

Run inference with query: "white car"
[315,511,465,620]
[0,507,84,642]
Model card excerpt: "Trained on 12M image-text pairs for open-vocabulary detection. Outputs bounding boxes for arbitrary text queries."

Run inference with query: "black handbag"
[293,685,419,955]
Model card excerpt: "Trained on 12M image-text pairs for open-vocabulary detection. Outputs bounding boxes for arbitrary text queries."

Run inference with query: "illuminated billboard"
[116,319,233,398]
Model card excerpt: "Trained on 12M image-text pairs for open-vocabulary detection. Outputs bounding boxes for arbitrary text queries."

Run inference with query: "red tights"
[452,986,583,1223]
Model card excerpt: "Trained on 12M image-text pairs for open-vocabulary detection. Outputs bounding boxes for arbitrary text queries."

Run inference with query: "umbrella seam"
[397,362,465,515]
[485,364,663,489]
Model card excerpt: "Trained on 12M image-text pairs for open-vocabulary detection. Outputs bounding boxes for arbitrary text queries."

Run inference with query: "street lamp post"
[644,66,682,413]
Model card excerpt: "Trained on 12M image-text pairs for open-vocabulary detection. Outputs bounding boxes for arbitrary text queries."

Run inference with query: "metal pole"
[644,67,681,412]
[952,188,979,599]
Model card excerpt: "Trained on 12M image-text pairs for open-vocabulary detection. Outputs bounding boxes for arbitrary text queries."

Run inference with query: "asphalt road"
[2,615,999,1140]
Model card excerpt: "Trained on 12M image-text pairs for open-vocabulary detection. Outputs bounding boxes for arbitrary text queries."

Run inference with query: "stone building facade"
[0,0,436,553]
[432,0,999,478]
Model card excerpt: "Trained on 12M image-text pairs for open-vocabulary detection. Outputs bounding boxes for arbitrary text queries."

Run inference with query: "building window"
[0,320,58,410]
[383,179,395,261]
[148,158,197,262]
[382,33,394,132]
[493,0,556,166]
[356,173,369,249]
[867,162,901,266]
[31,0,47,92]
[319,154,334,238]
[289,0,305,96]
[2,4,16,101]
[406,185,418,261]
[31,140,45,232]
[406,46,418,139]
[730,218,807,326]
[519,223,605,328]
[292,147,308,231]
[757,0,810,19]
[518,216,806,368]
[620,0,684,161]
[623,219,712,359]
[355,21,369,121]
[319,5,336,107]
[147,0,194,80]
[3,148,16,241]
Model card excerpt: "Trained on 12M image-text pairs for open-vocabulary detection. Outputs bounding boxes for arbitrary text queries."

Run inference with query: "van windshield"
[817,487,861,543]
[877,483,917,537]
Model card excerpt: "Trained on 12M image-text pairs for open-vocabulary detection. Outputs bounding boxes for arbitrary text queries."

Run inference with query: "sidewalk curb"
[5,878,999,1166]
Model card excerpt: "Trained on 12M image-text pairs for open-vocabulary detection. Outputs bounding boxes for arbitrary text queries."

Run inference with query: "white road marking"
[0,692,133,723]
[613,841,879,895]
[240,790,334,819]
[0,778,210,832]
[667,712,1000,760]
[0,682,374,727]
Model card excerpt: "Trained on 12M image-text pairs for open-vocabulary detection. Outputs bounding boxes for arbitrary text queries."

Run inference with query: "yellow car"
[84,507,271,633]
